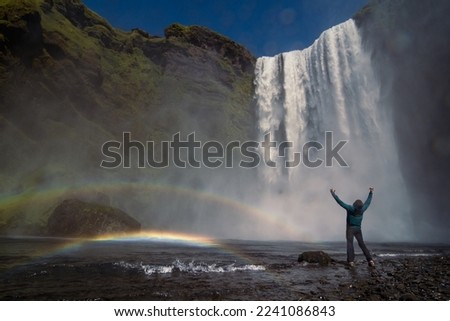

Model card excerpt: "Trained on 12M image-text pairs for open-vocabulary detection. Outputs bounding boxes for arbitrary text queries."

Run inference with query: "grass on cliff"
[0,0,256,235]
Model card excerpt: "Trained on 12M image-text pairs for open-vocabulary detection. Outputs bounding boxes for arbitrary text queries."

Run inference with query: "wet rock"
[298,251,333,266]
[47,199,141,237]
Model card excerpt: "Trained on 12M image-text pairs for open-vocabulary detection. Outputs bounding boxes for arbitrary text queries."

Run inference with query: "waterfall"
[254,20,411,241]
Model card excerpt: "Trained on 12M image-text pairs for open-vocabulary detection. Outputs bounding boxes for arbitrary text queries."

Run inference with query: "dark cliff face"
[0,0,256,234]
[164,23,254,73]
[355,0,450,239]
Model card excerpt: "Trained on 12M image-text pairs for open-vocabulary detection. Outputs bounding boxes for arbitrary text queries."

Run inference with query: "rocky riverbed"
[292,255,450,301]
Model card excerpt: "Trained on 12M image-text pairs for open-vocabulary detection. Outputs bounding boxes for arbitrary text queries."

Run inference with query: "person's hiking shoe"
[348,262,355,267]
[368,260,375,267]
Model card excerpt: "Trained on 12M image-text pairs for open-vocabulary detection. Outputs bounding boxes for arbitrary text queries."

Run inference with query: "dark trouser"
[346,226,372,263]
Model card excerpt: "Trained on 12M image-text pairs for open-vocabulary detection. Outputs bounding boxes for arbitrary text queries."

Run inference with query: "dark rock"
[164,23,254,73]
[0,8,44,67]
[131,28,154,39]
[352,4,373,26]
[357,1,450,234]
[53,0,112,30]
[47,199,141,237]
[298,251,333,266]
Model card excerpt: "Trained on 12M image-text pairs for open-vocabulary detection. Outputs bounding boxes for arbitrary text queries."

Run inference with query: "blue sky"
[84,0,368,57]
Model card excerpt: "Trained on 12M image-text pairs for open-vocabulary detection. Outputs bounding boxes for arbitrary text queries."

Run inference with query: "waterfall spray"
[254,20,412,241]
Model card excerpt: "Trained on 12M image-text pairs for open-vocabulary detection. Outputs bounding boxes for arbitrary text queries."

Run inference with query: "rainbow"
[0,180,301,238]
[93,230,219,246]
[1,230,263,272]
[36,230,224,259]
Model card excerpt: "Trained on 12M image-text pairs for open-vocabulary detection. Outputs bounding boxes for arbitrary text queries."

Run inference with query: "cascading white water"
[254,20,411,241]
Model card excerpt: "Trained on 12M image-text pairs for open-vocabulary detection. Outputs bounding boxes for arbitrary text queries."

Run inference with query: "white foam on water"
[114,259,265,276]
[376,253,438,258]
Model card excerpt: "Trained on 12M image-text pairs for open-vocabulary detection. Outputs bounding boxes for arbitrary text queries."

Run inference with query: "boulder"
[298,251,333,266]
[47,199,140,237]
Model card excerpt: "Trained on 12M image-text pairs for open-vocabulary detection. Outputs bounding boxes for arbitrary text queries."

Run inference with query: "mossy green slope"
[0,0,256,234]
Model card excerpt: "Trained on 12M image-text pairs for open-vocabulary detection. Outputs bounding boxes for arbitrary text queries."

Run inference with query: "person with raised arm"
[330,187,375,267]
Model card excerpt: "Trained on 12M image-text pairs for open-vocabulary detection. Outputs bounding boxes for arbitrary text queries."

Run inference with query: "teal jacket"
[331,191,373,228]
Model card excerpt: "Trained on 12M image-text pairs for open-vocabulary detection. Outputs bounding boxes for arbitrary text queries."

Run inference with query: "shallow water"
[1,237,448,300]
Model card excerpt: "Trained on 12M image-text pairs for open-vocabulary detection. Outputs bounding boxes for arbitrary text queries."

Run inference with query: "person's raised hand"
[330,188,336,193]
[369,187,374,192]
